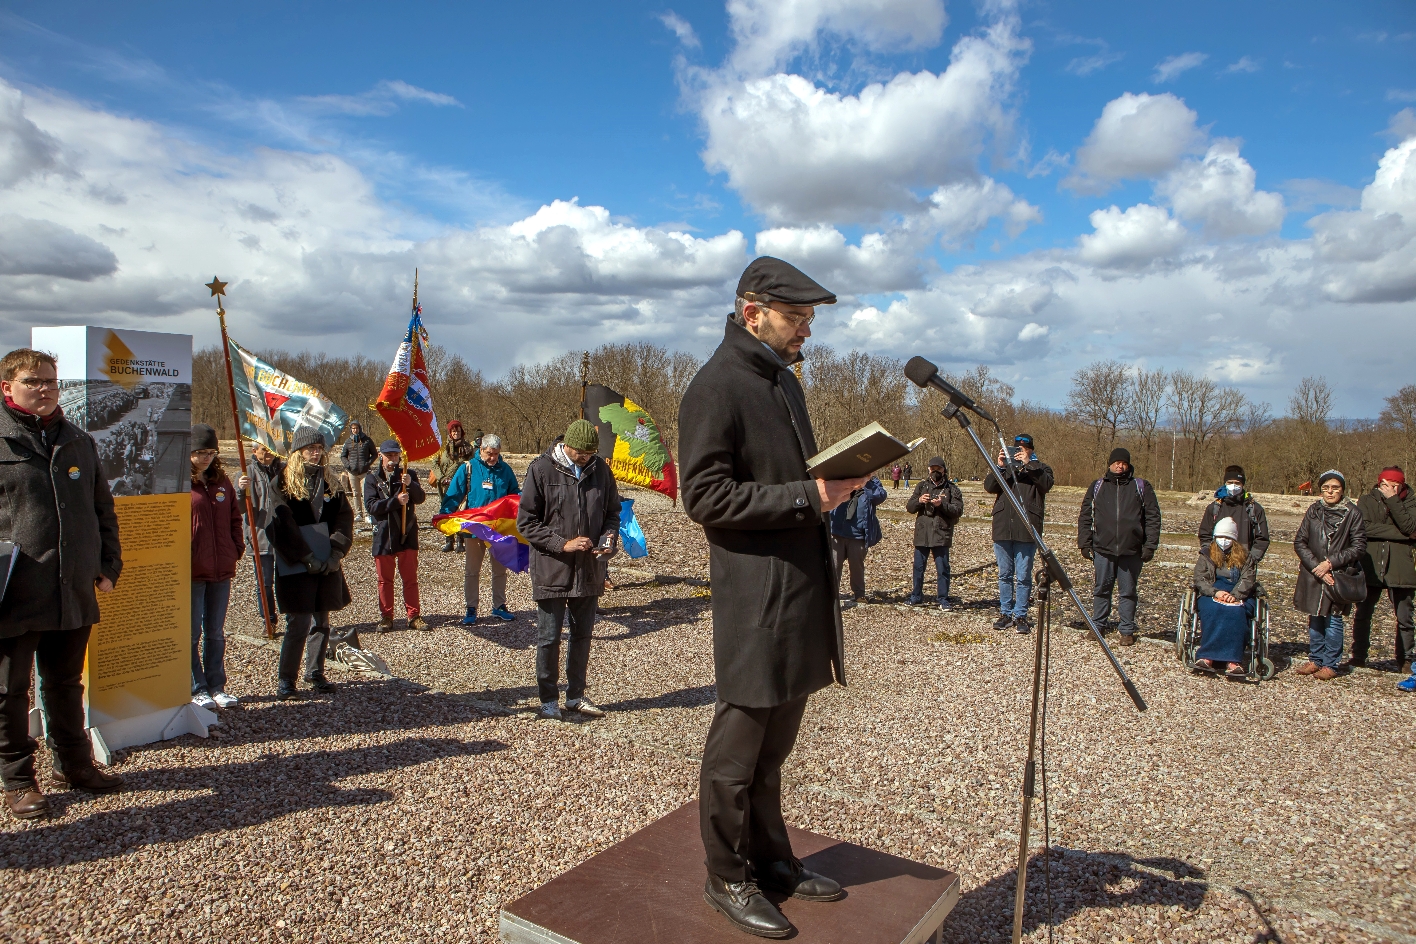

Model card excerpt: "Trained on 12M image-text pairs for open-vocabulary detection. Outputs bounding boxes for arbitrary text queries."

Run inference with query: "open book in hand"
[805,422,925,481]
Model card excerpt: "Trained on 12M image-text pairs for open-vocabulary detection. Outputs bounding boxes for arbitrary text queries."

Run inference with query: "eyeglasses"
[1319,484,1343,492]
[766,305,815,328]
[192,449,218,458]
[14,377,58,390]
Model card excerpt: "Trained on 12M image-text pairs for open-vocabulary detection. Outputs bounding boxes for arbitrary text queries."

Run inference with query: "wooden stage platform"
[501,801,960,944]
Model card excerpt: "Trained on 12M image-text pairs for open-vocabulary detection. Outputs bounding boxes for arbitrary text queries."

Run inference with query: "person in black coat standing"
[679,257,864,939]
[364,440,428,633]
[1077,447,1162,645]
[904,457,964,609]
[983,434,1053,633]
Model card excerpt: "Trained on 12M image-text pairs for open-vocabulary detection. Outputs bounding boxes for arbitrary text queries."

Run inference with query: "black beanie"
[1223,465,1245,484]
[191,424,218,451]
[1108,447,1131,466]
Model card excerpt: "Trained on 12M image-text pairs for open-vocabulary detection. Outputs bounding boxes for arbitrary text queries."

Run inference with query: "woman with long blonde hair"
[1193,516,1258,677]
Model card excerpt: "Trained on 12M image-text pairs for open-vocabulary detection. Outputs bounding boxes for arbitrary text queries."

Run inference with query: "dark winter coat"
[1194,549,1258,601]
[239,456,285,555]
[983,458,1054,544]
[905,474,964,548]
[1293,499,1367,617]
[431,437,476,497]
[829,477,886,546]
[517,445,621,601]
[1356,487,1416,589]
[1078,470,1163,559]
[0,405,122,637]
[678,318,843,708]
[261,465,354,614]
[192,473,244,583]
[339,433,376,476]
[1198,490,1271,564]
[364,465,426,555]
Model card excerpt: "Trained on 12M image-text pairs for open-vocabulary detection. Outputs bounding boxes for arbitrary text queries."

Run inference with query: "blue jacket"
[439,455,520,514]
[829,477,887,546]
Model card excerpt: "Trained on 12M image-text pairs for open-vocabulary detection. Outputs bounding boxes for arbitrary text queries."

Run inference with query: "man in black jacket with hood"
[680,257,864,939]
[1197,464,1270,563]
[1078,447,1162,645]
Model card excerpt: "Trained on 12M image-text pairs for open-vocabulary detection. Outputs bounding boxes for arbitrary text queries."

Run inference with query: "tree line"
[192,343,1415,494]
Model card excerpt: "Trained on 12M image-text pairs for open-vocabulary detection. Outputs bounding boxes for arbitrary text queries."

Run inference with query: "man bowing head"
[679,257,865,938]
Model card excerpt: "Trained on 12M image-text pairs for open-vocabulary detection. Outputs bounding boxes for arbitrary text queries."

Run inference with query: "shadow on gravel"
[0,737,506,869]
[941,849,1208,944]
[600,685,717,712]
[594,598,709,641]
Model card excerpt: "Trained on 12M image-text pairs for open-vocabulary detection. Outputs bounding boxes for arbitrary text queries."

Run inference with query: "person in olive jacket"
[516,419,619,722]
[0,348,123,820]
[905,457,963,609]
[983,434,1054,634]
[364,440,428,632]
[679,257,862,939]
[249,426,355,700]
[1293,470,1366,680]
[189,424,245,711]
[1352,467,1415,682]
[1077,447,1162,645]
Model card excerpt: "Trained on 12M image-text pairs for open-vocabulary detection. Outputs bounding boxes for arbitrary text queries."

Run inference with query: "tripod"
[936,402,1146,943]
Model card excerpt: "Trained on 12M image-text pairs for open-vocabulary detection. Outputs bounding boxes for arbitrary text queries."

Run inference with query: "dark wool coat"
[262,466,354,614]
[430,438,476,497]
[983,459,1054,544]
[1198,491,1271,564]
[364,465,426,555]
[678,318,843,708]
[191,473,244,583]
[1293,499,1367,617]
[517,446,621,601]
[905,474,964,548]
[1078,470,1163,559]
[1356,488,1416,589]
[0,406,122,636]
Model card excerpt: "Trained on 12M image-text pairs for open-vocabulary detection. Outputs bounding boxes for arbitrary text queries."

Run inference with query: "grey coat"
[1194,551,1258,600]
[517,445,621,601]
[1293,499,1367,617]
[0,406,122,637]
[905,475,963,548]
[678,318,843,708]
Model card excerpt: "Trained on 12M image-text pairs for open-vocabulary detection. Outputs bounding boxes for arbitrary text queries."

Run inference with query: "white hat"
[1213,517,1240,542]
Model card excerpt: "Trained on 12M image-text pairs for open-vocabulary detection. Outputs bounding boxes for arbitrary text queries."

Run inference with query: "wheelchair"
[1174,582,1275,681]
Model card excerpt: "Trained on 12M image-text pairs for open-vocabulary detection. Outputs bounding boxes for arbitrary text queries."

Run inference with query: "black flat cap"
[927,456,945,468]
[737,256,836,307]
[379,439,402,454]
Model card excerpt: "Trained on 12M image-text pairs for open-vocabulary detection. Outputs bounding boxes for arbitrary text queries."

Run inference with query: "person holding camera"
[983,434,1054,634]
[365,440,428,633]
[516,419,620,721]
[905,457,963,610]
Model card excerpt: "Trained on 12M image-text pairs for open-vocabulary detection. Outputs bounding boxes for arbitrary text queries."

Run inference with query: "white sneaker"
[212,691,239,709]
[192,692,216,710]
[565,697,606,718]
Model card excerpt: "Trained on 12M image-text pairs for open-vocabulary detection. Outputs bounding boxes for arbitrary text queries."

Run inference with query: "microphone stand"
[935,401,1146,944]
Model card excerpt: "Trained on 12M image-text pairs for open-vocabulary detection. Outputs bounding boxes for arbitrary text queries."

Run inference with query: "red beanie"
[1378,467,1405,486]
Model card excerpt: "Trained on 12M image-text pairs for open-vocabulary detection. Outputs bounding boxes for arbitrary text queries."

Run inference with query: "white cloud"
[1152,52,1208,83]
[1388,89,1416,103]
[1281,178,1361,212]
[1223,57,1260,75]
[297,80,462,117]
[1386,108,1416,142]
[724,0,947,75]
[0,215,117,280]
[1065,92,1205,192]
[1310,136,1416,303]
[925,177,1041,243]
[658,11,701,49]
[754,225,924,293]
[1066,51,1123,76]
[1077,204,1187,270]
[1157,140,1285,237]
[1017,322,1049,341]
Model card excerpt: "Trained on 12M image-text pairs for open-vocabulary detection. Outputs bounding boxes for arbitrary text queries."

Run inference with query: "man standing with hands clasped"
[680,257,862,939]
[1078,447,1162,646]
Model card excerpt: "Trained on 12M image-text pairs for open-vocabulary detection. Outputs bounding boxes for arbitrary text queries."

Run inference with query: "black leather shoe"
[276,680,299,700]
[50,764,123,793]
[703,873,792,938]
[756,858,845,901]
[307,675,336,693]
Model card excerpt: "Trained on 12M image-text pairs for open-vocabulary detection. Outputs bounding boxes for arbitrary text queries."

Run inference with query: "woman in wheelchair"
[1194,517,1258,677]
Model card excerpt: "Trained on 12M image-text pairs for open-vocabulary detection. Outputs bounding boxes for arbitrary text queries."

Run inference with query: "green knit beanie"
[564,418,600,453]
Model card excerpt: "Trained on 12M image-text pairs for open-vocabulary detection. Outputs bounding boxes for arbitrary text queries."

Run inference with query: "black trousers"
[278,612,331,682]
[700,695,808,883]
[535,596,597,703]
[0,627,95,789]
[1352,584,1415,666]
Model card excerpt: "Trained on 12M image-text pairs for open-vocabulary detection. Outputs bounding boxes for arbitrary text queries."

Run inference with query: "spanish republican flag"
[430,495,529,573]
[372,307,441,461]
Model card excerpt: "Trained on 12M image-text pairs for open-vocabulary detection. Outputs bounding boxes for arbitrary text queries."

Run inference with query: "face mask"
[931,470,944,482]
[1226,483,1243,497]
[1216,537,1234,552]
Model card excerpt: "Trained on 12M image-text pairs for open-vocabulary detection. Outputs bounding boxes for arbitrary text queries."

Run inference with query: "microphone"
[904,356,996,424]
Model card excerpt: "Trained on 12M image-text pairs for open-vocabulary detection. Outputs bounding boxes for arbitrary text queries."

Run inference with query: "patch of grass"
[930,629,995,645]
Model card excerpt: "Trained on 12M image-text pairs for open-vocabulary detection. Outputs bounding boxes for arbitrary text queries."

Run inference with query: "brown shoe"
[1295,661,1321,676]
[407,616,431,631]
[1117,633,1136,647]
[4,783,50,820]
[1313,666,1339,681]
[51,764,124,793]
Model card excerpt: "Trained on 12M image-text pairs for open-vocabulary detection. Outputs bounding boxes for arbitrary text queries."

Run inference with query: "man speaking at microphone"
[680,257,865,938]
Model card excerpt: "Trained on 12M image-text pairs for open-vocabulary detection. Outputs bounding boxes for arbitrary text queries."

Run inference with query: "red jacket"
[192,474,245,582]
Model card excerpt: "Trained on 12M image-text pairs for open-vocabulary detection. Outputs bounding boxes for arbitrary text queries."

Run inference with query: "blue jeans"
[192,579,231,694]
[995,540,1037,618]
[1308,614,1345,669]
[913,546,950,602]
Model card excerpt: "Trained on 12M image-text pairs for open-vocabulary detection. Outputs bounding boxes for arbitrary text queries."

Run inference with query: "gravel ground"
[2,467,1412,943]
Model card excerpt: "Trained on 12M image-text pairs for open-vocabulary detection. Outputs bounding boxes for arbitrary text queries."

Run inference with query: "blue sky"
[0,1,1412,415]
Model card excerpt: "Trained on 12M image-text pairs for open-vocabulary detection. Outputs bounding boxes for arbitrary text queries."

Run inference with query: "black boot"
[756,858,845,901]
[440,535,455,553]
[307,674,336,694]
[703,873,792,939]
[276,679,298,700]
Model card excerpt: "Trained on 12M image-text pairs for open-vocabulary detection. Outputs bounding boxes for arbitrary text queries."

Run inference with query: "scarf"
[553,442,585,480]
[1320,500,1347,545]
[305,466,326,522]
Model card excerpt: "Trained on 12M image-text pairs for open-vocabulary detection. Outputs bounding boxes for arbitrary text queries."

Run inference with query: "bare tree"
[1287,376,1335,490]
[1168,370,1247,489]
[1380,384,1416,474]
[1066,360,1129,451]
[1122,366,1168,457]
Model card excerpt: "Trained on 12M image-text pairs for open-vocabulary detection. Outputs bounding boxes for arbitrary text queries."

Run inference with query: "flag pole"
[580,350,589,420]
[206,277,276,639]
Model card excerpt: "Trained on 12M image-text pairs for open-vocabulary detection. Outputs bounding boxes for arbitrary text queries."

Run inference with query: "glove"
[321,551,345,575]
[302,554,321,574]
[1141,547,1155,563]
[1080,547,1094,561]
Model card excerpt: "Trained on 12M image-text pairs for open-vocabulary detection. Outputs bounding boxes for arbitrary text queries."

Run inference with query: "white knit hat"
[1213,517,1240,542]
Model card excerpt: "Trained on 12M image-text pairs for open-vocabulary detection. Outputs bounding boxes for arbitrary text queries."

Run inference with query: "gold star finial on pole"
[205,276,227,298]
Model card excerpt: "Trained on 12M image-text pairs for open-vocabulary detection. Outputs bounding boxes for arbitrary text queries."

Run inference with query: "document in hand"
[275,522,332,577]
[806,423,925,480]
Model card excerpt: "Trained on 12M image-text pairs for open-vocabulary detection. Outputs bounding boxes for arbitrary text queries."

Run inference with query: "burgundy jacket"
[192,474,245,582]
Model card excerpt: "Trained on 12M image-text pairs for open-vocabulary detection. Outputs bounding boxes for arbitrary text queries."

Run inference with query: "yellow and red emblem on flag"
[372,308,441,461]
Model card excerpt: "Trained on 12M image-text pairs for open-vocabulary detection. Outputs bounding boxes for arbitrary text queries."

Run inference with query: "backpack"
[1091,477,1147,502]
[1206,498,1263,545]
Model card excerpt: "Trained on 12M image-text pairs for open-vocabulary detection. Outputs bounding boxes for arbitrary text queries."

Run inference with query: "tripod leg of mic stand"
[1011,577,1048,944]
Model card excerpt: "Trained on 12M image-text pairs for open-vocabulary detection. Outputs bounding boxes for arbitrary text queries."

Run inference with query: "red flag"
[372,305,441,461]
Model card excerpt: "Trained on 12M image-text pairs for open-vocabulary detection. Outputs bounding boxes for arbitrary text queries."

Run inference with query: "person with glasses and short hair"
[983,434,1054,634]
[0,348,124,820]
